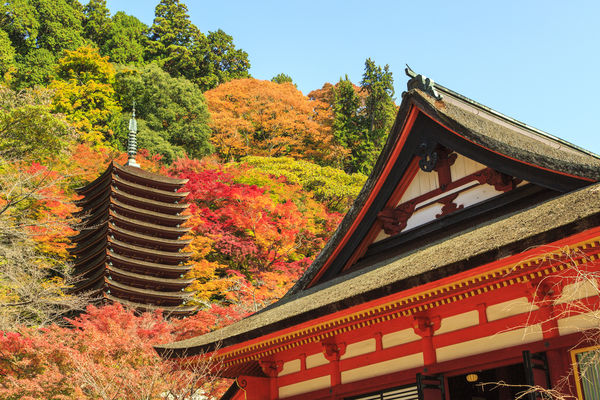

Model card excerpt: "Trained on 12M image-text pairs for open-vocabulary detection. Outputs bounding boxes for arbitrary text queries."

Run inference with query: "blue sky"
[103,0,600,155]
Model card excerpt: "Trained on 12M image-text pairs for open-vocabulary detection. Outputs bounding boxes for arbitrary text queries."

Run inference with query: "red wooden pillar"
[413,316,440,366]
[259,360,283,400]
[322,342,347,397]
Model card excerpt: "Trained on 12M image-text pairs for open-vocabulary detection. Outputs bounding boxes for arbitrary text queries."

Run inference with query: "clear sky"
[103,0,600,155]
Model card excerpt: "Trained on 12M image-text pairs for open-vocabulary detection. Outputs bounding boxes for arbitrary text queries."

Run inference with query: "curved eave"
[107,264,193,287]
[113,175,188,202]
[75,164,113,195]
[110,210,190,238]
[110,198,190,227]
[112,187,188,214]
[107,251,192,274]
[108,237,191,262]
[106,279,192,300]
[75,188,111,215]
[108,222,191,250]
[73,254,106,278]
[105,293,197,314]
[114,163,188,190]
[73,242,107,267]
[73,267,105,292]
[70,226,107,255]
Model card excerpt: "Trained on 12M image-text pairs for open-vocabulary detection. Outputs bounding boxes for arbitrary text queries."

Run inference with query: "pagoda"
[70,109,196,315]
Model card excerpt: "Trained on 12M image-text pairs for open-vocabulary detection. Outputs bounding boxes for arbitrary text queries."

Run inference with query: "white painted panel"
[399,168,439,204]
[279,375,331,399]
[279,359,301,377]
[555,280,599,304]
[486,297,538,322]
[450,155,486,181]
[340,338,376,360]
[436,325,543,363]
[306,352,329,369]
[454,184,502,209]
[341,353,424,385]
[382,328,420,349]
[404,203,443,232]
[558,312,600,336]
[436,310,479,335]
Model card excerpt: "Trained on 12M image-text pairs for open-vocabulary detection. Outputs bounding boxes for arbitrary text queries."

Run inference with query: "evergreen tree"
[145,0,198,62]
[0,28,16,78]
[103,12,147,64]
[82,0,111,47]
[114,63,212,162]
[271,73,294,85]
[361,58,396,153]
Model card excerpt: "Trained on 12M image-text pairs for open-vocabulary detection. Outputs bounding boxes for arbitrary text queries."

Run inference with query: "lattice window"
[347,384,418,400]
[572,346,600,400]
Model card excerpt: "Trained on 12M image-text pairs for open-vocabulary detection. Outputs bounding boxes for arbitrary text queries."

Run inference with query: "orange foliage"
[204,78,348,166]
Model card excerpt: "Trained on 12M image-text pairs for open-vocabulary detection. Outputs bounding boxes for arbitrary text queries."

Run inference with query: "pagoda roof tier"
[72,267,106,292]
[73,254,106,279]
[75,189,111,215]
[104,294,197,315]
[108,223,191,251]
[70,226,107,255]
[107,237,191,263]
[107,265,193,289]
[110,198,190,227]
[73,241,107,267]
[110,210,190,238]
[76,164,114,195]
[113,163,188,191]
[112,187,188,214]
[107,252,192,275]
[106,279,192,301]
[113,175,188,202]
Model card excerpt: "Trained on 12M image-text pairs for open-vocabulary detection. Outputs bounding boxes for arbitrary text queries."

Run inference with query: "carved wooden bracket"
[435,192,464,218]
[474,168,522,192]
[416,141,439,172]
[525,278,564,306]
[378,201,417,235]
[412,316,441,338]
[322,342,347,362]
[258,360,283,378]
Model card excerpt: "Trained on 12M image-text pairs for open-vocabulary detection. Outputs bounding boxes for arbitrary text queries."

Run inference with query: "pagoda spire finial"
[126,101,140,167]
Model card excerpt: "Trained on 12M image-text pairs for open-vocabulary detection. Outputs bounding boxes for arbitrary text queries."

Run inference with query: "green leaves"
[114,63,212,162]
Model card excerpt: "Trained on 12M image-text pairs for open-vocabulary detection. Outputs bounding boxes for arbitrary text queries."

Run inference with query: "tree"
[271,73,293,85]
[82,0,111,47]
[50,46,122,148]
[241,156,366,213]
[205,78,347,166]
[114,63,212,162]
[0,29,15,79]
[145,0,199,63]
[360,58,396,157]
[0,85,74,161]
[193,29,250,91]
[102,12,147,65]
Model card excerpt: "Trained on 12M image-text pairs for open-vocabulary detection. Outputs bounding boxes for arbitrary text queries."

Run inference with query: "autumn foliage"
[205,78,348,167]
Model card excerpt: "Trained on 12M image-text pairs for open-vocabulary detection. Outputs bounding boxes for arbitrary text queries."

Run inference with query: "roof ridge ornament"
[126,102,140,168]
[405,65,442,100]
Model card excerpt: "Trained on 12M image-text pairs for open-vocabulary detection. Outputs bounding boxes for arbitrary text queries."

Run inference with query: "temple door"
[416,373,446,400]
[522,351,551,400]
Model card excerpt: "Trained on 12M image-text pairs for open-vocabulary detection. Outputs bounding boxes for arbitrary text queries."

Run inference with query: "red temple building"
[70,111,196,315]
[156,69,600,399]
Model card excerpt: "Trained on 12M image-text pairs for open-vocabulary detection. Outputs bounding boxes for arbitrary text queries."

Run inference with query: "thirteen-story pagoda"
[70,109,196,315]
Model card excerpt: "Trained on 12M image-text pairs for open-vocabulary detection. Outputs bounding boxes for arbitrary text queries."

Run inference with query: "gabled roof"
[155,71,600,359]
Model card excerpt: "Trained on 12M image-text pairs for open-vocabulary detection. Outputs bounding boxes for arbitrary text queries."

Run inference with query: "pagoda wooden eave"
[107,237,191,262]
[113,163,188,189]
[110,198,189,226]
[113,175,188,202]
[107,251,192,274]
[112,187,188,213]
[107,265,193,287]
[106,279,192,300]
[108,223,191,250]
[110,210,190,238]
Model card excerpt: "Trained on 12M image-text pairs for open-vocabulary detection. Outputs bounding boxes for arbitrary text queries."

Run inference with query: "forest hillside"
[0,0,398,398]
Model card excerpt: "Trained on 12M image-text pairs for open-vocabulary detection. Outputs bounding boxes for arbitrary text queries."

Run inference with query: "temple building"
[156,69,600,399]
[70,110,196,315]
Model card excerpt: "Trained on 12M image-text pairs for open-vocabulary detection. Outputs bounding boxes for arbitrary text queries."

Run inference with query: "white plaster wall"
[279,375,331,399]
